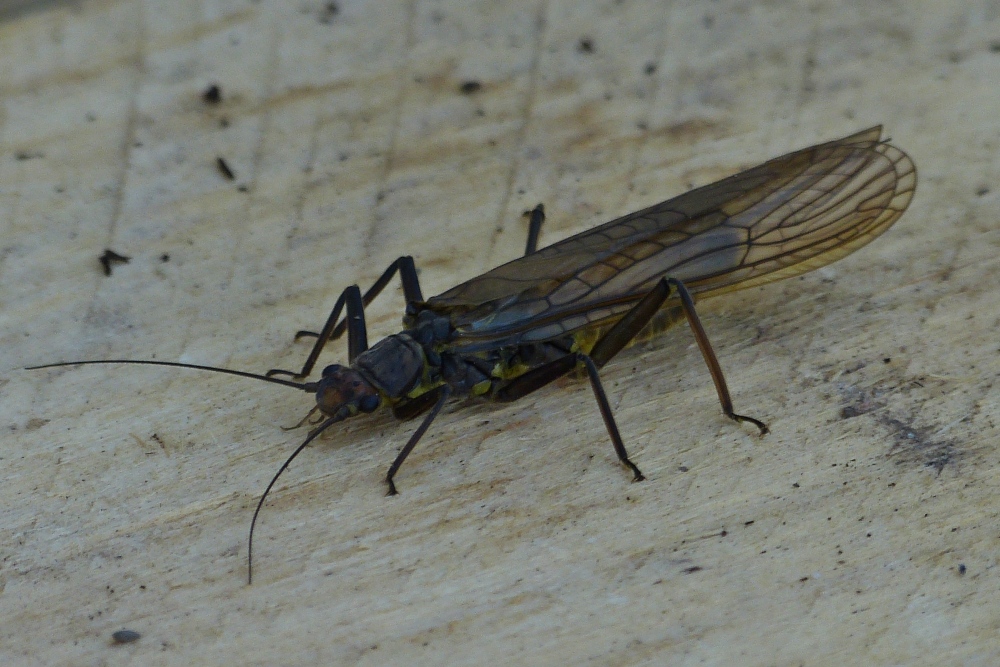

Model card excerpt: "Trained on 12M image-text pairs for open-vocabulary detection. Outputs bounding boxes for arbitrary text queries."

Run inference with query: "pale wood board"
[1,1,998,665]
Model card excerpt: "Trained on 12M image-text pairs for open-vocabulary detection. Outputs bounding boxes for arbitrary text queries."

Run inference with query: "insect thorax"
[354,334,427,399]
[369,303,685,407]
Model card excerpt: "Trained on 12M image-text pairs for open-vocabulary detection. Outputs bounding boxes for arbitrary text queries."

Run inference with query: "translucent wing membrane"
[28,126,916,582]
[429,126,916,349]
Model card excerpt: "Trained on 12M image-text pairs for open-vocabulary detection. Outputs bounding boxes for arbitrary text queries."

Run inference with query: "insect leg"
[522,204,545,255]
[334,256,423,335]
[577,353,645,481]
[590,276,766,433]
[303,257,423,340]
[495,280,691,478]
[493,353,644,481]
[267,256,424,377]
[385,385,451,495]
[664,278,769,435]
[266,284,368,378]
[271,257,424,378]
[588,278,674,367]
[495,275,766,482]
[391,388,446,421]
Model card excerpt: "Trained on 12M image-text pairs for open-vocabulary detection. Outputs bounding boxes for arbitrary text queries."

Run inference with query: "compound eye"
[358,394,380,413]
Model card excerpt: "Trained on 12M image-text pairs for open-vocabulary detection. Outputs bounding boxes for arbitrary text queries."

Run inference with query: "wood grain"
[1,1,997,665]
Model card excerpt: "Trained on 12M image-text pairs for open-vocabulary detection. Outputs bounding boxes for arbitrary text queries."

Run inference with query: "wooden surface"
[1,1,998,665]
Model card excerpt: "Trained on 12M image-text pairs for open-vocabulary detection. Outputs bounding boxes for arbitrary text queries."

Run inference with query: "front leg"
[266,284,367,378]
[269,256,424,378]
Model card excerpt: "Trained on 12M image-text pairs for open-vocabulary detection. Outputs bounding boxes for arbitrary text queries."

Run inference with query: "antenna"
[28,357,336,584]
[27,359,318,393]
[247,413,346,584]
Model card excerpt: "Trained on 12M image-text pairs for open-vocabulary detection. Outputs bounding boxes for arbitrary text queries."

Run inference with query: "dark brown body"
[314,126,915,436]
[32,126,916,582]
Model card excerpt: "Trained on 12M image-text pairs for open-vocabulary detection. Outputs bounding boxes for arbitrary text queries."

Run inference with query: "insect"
[29,126,916,582]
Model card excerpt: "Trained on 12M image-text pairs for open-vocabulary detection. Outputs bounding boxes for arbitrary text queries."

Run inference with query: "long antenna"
[26,359,318,393]
[248,413,345,584]
[29,357,341,585]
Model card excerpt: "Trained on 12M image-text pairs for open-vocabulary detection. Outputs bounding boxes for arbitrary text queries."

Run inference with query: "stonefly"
[30,126,916,582]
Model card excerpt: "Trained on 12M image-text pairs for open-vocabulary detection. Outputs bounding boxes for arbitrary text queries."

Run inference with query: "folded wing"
[428,126,916,349]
